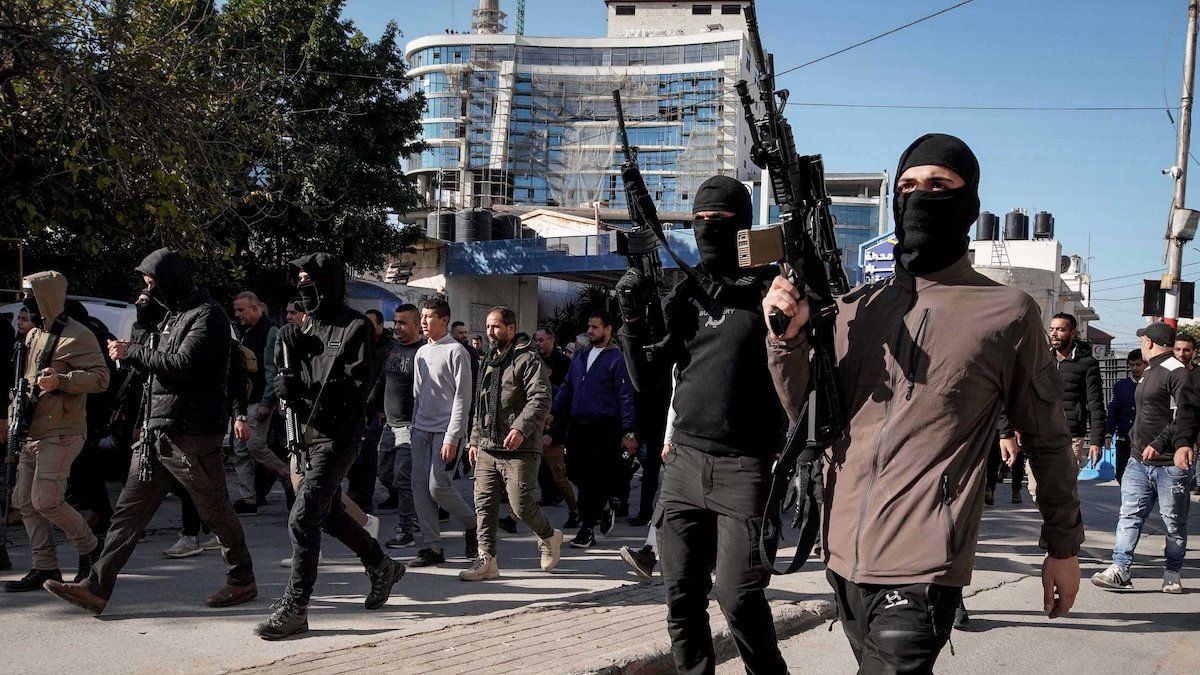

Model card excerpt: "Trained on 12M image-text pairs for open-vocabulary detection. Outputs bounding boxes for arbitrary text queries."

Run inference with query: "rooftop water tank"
[1033,211,1055,240]
[455,208,493,243]
[975,211,999,240]
[1004,210,1029,240]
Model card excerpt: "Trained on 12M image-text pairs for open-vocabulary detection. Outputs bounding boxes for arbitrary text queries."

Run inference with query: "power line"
[791,102,1173,112]
[1090,261,1200,285]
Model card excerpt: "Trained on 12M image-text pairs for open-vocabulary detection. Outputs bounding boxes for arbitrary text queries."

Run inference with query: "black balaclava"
[892,133,980,276]
[22,292,42,328]
[692,175,755,278]
[134,291,166,330]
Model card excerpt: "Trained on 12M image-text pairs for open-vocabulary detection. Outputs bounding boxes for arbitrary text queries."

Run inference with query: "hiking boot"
[498,515,518,534]
[1091,564,1133,590]
[74,548,100,583]
[199,534,221,551]
[7,568,62,592]
[459,552,500,581]
[564,512,581,529]
[539,529,564,571]
[620,545,657,579]
[364,558,406,609]
[386,531,415,549]
[464,528,478,560]
[408,548,446,567]
[206,582,258,608]
[43,579,106,614]
[254,598,308,640]
[1163,570,1183,594]
[164,535,203,559]
[233,499,258,516]
[570,527,595,549]
[984,487,995,506]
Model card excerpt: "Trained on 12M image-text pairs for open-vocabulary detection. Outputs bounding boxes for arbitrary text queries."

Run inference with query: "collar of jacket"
[891,254,974,292]
[1148,351,1175,367]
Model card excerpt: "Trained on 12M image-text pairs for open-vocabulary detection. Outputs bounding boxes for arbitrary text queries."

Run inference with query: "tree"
[0,0,424,307]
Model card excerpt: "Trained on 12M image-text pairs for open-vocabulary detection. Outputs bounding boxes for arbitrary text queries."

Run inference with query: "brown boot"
[44,580,107,615]
[205,581,257,608]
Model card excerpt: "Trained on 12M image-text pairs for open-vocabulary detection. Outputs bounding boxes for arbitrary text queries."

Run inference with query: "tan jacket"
[768,257,1083,587]
[13,271,110,440]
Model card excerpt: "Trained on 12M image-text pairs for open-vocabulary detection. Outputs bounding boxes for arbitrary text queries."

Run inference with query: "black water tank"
[1004,210,1029,240]
[455,208,493,242]
[1033,211,1055,239]
[975,211,999,240]
[426,211,456,241]
[492,213,520,240]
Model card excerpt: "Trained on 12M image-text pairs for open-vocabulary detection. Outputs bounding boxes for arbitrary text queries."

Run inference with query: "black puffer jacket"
[275,253,371,440]
[1054,339,1106,445]
[125,248,231,436]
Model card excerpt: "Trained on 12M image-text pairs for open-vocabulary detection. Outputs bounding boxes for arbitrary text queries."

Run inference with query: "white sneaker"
[1163,570,1183,594]
[459,552,499,581]
[539,529,563,572]
[365,514,380,541]
[163,535,202,559]
[198,534,221,551]
[1091,564,1133,590]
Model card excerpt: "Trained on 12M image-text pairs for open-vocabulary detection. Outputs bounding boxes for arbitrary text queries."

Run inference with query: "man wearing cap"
[765,134,1085,671]
[1093,322,1190,594]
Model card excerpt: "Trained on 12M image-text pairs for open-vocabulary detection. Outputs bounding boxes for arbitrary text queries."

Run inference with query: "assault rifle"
[137,331,159,482]
[279,341,310,475]
[611,89,667,354]
[3,337,30,562]
[735,4,849,574]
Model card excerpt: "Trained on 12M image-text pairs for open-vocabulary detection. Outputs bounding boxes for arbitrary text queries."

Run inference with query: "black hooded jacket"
[1054,339,1106,445]
[276,253,372,440]
[125,248,231,435]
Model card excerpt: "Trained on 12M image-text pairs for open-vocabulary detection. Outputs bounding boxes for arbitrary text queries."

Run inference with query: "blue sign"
[859,231,898,284]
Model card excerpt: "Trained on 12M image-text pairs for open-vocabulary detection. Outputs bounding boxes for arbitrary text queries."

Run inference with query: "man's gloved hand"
[277,323,320,359]
[615,268,651,324]
[274,372,309,403]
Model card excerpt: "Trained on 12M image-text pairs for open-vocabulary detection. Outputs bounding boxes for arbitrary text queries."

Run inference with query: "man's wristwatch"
[623,432,636,441]
[236,414,248,422]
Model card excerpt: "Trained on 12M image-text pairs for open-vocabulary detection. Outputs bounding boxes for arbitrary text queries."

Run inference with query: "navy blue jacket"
[1104,376,1137,437]
[552,345,636,433]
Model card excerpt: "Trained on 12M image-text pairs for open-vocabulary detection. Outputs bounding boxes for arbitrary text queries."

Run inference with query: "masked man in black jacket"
[254,253,405,640]
[616,176,788,674]
[45,248,257,614]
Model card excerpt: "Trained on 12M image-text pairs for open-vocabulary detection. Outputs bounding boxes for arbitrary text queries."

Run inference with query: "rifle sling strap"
[635,206,728,304]
[758,401,823,575]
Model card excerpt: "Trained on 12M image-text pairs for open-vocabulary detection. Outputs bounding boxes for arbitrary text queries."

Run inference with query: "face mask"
[297,280,322,313]
[895,187,978,275]
[692,216,744,277]
[22,295,43,328]
[135,293,167,329]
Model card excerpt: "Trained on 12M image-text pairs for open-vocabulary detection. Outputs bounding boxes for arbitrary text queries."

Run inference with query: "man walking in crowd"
[369,304,424,549]
[346,308,395,514]
[1173,334,1195,370]
[1105,349,1145,485]
[451,320,480,381]
[462,306,562,581]
[3,272,109,592]
[254,253,405,639]
[765,135,1083,672]
[409,298,478,567]
[532,327,578,526]
[1093,322,1190,594]
[550,310,637,549]
[286,301,306,326]
[229,291,289,517]
[45,249,257,614]
[617,175,790,673]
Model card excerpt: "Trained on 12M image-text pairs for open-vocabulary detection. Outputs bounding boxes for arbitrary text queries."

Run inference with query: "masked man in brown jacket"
[764,134,1085,673]
[2,272,109,592]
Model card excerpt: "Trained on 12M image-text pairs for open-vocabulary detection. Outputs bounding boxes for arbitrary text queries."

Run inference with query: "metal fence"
[1097,356,1130,407]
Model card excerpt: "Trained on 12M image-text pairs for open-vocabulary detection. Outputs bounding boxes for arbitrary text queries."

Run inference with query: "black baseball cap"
[1136,322,1176,347]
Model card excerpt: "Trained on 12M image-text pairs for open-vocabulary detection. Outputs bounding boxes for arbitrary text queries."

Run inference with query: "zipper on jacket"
[941,472,959,559]
[905,308,931,401]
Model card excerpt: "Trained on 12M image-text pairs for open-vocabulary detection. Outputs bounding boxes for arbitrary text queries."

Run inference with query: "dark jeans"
[658,444,785,675]
[86,432,254,600]
[346,416,385,513]
[176,483,211,537]
[285,435,385,606]
[827,569,961,675]
[1114,436,1131,485]
[66,434,113,521]
[566,419,623,530]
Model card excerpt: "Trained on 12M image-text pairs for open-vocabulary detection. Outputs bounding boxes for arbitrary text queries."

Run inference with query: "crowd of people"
[1,131,1196,673]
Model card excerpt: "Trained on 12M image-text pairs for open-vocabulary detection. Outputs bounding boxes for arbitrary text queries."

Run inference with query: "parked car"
[2,295,137,340]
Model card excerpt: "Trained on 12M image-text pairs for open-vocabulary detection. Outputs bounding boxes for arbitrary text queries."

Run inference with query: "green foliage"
[0,0,425,308]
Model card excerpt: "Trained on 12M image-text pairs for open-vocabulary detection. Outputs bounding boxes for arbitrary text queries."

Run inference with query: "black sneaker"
[409,548,446,567]
[600,499,618,535]
[5,568,63,593]
[254,598,309,640]
[386,532,415,549]
[498,515,517,534]
[364,558,406,609]
[378,494,399,510]
[570,527,596,549]
[564,512,581,529]
[984,487,995,507]
[620,545,657,579]
[74,548,100,584]
[464,528,479,560]
[234,499,259,516]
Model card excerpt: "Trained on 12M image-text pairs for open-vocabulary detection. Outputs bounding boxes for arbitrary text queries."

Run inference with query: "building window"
[692,4,712,14]
[615,5,635,15]
[721,4,741,14]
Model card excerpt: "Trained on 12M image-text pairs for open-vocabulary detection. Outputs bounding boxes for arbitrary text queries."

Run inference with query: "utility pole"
[1164,0,1200,328]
